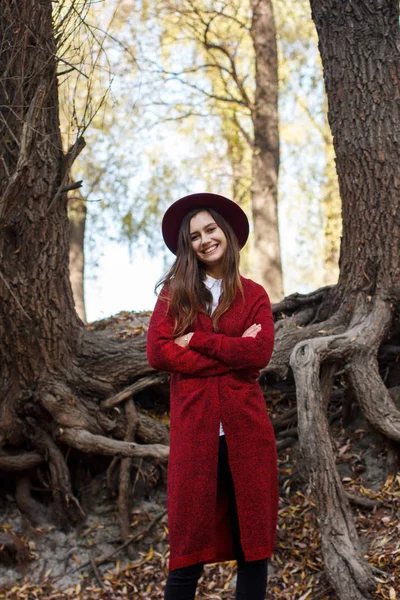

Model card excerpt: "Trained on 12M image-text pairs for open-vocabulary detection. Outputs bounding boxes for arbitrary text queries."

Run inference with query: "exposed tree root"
[135,408,170,445]
[0,451,43,471]
[345,491,382,510]
[346,301,400,441]
[291,347,375,598]
[276,438,297,451]
[41,389,112,434]
[274,306,316,333]
[24,419,85,526]
[118,399,138,559]
[100,374,166,412]
[289,294,400,599]
[77,332,155,389]
[266,305,348,379]
[0,327,170,531]
[57,427,169,460]
[15,474,44,526]
[271,406,297,431]
[272,285,334,315]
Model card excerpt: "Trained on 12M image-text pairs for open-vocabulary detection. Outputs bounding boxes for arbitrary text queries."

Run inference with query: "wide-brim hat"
[162,192,249,255]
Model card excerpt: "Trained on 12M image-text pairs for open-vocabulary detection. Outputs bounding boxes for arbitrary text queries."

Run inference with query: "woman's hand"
[174,332,194,347]
[242,324,261,338]
[174,325,261,346]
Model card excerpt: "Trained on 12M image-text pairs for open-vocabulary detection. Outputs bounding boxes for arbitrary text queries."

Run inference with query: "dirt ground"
[1,397,399,599]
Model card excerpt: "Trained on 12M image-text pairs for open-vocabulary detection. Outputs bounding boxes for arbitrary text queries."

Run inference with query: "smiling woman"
[147,192,278,600]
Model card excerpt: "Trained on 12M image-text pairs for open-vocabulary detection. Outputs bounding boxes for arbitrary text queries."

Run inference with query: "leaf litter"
[1,454,398,599]
[1,329,399,599]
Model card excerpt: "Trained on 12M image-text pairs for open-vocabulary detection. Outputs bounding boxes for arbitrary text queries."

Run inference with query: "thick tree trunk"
[312,0,400,299]
[68,190,87,323]
[0,1,81,440]
[288,2,400,598]
[250,0,284,302]
[0,0,168,530]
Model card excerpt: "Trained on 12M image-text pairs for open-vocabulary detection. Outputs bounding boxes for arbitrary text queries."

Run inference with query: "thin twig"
[48,137,86,212]
[89,553,104,588]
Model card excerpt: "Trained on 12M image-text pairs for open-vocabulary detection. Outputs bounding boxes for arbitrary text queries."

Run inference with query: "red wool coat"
[146,275,278,571]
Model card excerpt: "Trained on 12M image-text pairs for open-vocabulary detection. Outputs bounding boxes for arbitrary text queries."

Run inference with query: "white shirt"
[203,274,225,437]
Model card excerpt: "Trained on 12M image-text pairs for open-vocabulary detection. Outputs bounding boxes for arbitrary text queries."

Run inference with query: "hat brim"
[162,193,249,255]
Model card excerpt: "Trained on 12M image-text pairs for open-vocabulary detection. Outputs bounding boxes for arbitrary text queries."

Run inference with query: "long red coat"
[146,275,278,571]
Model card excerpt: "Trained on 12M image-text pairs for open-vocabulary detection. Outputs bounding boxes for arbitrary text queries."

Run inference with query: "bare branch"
[0,83,46,220]
[48,136,86,213]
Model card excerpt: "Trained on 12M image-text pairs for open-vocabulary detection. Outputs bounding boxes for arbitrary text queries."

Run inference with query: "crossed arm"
[187,293,274,370]
[146,294,231,377]
[146,289,274,376]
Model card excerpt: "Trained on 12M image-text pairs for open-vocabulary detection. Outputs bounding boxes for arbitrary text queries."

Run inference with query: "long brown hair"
[156,207,244,335]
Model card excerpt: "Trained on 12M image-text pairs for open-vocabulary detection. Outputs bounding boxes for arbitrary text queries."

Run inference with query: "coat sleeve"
[146,290,231,377]
[188,290,274,370]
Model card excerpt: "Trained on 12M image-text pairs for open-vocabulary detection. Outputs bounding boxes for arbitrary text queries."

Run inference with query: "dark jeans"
[164,435,269,600]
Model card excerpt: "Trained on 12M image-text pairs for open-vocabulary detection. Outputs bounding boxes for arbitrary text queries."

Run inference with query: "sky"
[81,0,335,323]
[85,243,165,321]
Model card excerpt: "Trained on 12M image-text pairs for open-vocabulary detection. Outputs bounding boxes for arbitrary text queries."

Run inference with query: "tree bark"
[0,1,81,444]
[310,0,400,299]
[287,2,400,598]
[250,0,284,302]
[0,0,169,524]
[68,189,87,323]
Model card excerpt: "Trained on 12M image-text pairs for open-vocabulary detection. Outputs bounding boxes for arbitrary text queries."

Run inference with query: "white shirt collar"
[204,274,222,290]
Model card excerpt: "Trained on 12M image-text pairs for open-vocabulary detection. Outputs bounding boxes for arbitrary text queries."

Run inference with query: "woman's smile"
[202,243,218,255]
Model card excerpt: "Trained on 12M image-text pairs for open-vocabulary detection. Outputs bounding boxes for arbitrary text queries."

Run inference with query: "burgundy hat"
[162,192,249,255]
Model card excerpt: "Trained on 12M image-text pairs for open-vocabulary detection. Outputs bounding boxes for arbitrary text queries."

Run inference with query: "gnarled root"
[15,474,45,526]
[346,299,400,441]
[0,451,43,471]
[57,426,169,460]
[266,304,347,379]
[290,295,400,599]
[24,418,85,527]
[118,399,138,559]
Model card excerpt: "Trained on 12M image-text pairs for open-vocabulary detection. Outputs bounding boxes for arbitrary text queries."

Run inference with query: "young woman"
[147,193,278,600]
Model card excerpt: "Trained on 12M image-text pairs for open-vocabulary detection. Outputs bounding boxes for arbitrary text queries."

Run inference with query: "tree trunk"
[312,0,400,299]
[68,190,87,323]
[250,0,284,302]
[0,0,168,528]
[0,0,81,435]
[288,1,400,598]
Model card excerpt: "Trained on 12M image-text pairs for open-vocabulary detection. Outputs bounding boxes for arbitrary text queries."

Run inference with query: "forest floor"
[0,312,399,600]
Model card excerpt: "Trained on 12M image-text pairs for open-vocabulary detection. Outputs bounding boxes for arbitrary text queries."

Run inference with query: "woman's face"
[189,210,227,272]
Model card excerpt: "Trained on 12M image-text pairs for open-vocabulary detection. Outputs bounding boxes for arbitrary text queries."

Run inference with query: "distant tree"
[275,0,341,288]
[68,186,87,322]
[58,0,138,321]
[132,0,284,300]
